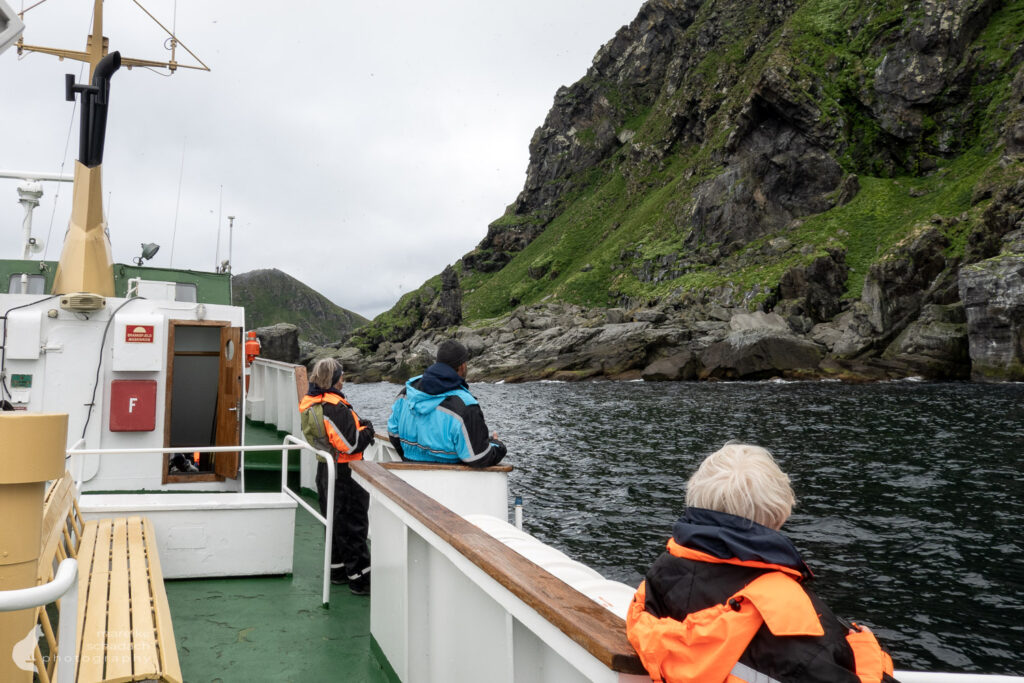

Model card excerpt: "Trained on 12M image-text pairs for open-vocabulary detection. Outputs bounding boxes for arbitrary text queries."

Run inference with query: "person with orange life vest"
[299,357,374,595]
[626,443,898,683]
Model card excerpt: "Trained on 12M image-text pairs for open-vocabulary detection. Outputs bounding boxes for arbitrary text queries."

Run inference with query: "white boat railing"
[0,558,78,683]
[246,356,304,436]
[351,459,648,683]
[894,675,1024,682]
[65,438,339,605]
[279,435,336,606]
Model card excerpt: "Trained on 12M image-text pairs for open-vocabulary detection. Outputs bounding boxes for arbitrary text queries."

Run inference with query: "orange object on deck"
[245,331,261,367]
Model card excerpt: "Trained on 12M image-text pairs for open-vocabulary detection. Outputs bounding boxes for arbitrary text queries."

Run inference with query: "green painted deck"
[164,494,392,683]
[162,420,392,682]
[244,419,301,492]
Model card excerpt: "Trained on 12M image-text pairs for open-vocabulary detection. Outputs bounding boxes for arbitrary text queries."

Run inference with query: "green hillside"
[351,0,1024,352]
[233,269,368,345]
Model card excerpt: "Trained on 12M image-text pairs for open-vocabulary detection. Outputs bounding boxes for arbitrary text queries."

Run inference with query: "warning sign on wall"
[125,325,155,343]
[110,380,157,431]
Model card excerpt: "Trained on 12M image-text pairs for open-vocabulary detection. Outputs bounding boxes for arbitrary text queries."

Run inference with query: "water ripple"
[347,380,1024,675]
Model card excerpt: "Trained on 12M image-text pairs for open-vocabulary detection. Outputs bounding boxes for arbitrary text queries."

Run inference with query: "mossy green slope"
[233,268,369,345]
[355,0,1024,350]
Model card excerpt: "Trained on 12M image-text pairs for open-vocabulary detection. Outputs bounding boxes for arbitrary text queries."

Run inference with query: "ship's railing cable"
[17,0,49,15]
[0,294,61,400]
[80,297,145,439]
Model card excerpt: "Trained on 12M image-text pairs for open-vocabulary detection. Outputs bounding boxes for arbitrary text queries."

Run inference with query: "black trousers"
[315,460,370,578]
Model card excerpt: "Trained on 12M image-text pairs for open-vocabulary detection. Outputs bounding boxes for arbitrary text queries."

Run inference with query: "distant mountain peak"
[233,269,368,345]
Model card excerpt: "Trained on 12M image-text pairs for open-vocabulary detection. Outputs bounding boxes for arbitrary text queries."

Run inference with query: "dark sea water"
[346,379,1024,676]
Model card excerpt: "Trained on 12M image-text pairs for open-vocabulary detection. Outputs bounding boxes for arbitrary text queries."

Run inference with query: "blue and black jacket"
[386,362,507,467]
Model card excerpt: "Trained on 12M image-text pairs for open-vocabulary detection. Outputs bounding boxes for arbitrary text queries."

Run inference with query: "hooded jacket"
[386,362,506,467]
[299,385,374,463]
[626,508,896,683]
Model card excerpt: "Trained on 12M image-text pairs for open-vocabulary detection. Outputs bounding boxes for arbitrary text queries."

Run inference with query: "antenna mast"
[16,0,210,77]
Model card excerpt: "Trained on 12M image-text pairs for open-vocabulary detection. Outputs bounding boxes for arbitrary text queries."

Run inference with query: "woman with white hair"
[626,443,897,683]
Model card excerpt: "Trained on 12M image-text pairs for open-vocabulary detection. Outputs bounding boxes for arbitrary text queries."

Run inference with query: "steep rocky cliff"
[341,0,1024,382]
[233,269,368,346]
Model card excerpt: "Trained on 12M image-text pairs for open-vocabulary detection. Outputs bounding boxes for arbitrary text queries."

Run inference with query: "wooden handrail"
[379,461,513,473]
[351,460,644,675]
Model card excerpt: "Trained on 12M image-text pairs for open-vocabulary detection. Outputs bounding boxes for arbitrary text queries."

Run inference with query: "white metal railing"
[246,357,303,435]
[894,675,1024,682]
[280,435,336,606]
[65,438,339,605]
[352,461,644,683]
[0,558,78,683]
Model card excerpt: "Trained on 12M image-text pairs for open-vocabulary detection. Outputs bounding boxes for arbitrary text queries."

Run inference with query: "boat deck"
[161,419,392,682]
[164,492,392,682]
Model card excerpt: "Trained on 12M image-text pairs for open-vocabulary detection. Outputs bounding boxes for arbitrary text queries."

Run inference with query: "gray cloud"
[1,0,640,318]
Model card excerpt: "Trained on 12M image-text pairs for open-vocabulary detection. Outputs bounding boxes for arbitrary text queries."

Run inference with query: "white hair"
[685,444,795,530]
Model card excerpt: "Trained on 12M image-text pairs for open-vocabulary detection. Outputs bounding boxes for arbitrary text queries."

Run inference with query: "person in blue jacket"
[387,339,507,467]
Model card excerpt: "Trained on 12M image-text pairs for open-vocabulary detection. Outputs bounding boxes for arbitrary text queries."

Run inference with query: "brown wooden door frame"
[162,319,242,484]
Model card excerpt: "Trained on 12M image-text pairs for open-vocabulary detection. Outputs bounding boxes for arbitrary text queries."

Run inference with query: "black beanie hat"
[436,340,469,370]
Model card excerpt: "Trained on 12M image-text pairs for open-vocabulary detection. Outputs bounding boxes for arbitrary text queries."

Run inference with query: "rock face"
[338,0,1024,384]
[698,329,823,380]
[255,323,301,364]
[421,265,462,329]
[959,240,1024,381]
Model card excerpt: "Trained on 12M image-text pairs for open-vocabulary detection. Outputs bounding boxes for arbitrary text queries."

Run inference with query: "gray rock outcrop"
[959,235,1024,381]
[254,323,301,364]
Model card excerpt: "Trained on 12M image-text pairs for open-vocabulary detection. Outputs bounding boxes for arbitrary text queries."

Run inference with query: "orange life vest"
[298,393,367,463]
[626,540,894,683]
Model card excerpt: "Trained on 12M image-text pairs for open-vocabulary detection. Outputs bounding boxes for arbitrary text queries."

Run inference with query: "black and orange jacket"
[626,507,897,683]
[299,386,374,464]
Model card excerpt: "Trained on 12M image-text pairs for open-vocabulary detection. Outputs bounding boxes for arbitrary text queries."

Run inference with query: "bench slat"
[74,520,97,680]
[103,518,133,682]
[45,480,181,683]
[126,517,160,677]
[39,472,75,581]
[78,520,111,683]
[144,517,183,683]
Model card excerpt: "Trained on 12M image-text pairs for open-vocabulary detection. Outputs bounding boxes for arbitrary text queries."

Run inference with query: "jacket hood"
[404,364,469,416]
[673,507,812,580]
[416,362,469,395]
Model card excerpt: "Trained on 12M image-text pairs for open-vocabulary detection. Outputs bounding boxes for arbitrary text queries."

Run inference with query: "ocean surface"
[345,379,1024,675]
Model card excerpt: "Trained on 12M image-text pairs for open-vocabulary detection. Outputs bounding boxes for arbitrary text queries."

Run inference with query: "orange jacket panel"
[847,623,895,683]
[299,393,368,463]
[626,570,823,683]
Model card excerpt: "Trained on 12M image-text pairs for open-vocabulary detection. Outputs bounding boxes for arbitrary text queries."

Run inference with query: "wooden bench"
[38,472,182,683]
[33,470,86,682]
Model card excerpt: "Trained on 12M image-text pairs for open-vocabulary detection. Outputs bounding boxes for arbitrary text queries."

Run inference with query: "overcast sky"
[1,0,642,318]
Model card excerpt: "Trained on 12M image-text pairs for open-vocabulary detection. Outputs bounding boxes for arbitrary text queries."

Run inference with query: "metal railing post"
[280,435,334,606]
[0,558,78,683]
[54,563,78,683]
[323,456,335,606]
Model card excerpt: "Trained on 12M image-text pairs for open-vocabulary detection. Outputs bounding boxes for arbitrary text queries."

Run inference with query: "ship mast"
[14,0,209,299]
[15,0,210,78]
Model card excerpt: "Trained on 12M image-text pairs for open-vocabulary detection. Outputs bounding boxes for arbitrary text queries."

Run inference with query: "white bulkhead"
[1,289,246,492]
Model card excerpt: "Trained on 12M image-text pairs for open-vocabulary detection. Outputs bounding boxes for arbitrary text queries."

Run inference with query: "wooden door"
[213,326,242,478]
